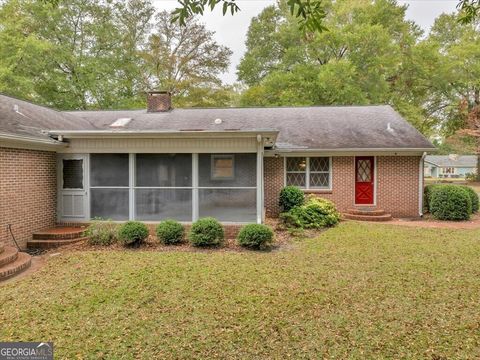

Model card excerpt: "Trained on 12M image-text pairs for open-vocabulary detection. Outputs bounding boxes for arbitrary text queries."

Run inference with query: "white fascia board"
[265,148,436,157]
[48,129,279,139]
[0,132,67,151]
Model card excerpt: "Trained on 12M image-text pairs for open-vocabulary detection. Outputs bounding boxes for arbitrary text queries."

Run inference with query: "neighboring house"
[0,92,435,248]
[424,155,477,179]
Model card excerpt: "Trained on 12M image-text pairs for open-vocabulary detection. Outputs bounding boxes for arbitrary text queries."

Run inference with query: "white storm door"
[58,154,88,220]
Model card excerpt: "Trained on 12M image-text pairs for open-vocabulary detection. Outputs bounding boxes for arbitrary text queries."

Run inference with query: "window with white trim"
[285,157,331,189]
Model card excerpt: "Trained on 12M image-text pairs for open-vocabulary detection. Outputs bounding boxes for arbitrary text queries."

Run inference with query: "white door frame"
[57,154,89,221]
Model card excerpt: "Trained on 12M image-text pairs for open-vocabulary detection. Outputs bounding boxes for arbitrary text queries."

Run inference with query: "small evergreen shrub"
[237,224,274,249]
[156,220,184,245]
[279,186,305,212]
[118,221,149,246]
[460,186,479,213]
[429,185,472,221]
[189,217,224,246]
[281,195,340,229]
[85,219,118,246]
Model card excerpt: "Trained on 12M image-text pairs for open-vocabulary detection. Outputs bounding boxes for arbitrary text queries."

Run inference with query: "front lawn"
[2,222,480,359]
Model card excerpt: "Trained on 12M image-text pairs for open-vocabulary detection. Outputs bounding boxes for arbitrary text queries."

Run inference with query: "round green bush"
[189,217,224,247]
[460,186,479,213]
[237,224,274,249]
[429,185,472,221]
[280,195,340,229]
[156,220,184,245]
[118,221,149,246]
[279,186,305,212]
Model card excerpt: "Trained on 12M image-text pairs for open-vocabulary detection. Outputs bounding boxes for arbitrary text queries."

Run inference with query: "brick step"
[0,252,31,281]
[0,246,19,267]
[32,227,86,240]
[27,236,88,249]
[343,213,392,222]
[346,208,386,216]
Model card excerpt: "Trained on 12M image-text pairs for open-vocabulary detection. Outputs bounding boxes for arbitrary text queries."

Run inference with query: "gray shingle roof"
[65,105,434,150]
[425,155,477,167]
[0,94,95,143]
[0,93,434,150]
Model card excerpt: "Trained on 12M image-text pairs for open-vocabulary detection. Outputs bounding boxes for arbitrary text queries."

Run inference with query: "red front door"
[355,156,375,205]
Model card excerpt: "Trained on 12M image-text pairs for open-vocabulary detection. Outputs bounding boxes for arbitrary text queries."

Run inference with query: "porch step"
[27,236,88,249]
[0,252,31,281]
[343,213,392,222]
[346,208,386,216]
[0,246,19,267]
[32,227,86,240]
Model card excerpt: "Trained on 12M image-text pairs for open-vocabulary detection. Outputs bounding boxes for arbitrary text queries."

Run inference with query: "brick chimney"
[147,91,172,112]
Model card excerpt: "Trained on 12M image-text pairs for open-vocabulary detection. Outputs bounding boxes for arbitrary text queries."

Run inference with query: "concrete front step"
[347,208,386,216]
[32,227,86,240]
[343,213,393,222]
[0,246,19,267]
[0,252,31,281]
[27,236,88,249]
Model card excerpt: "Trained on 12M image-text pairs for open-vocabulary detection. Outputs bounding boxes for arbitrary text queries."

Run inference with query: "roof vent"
[386,122,394,133]
[449,154,459,161]
[13,104,19,112]
[110,118,132,127]
[214,118,223,125]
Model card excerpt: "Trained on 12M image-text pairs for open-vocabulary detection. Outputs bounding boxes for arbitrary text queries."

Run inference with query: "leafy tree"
[141,11,233,107]
[0,0,233,109]
[237,0,439,134]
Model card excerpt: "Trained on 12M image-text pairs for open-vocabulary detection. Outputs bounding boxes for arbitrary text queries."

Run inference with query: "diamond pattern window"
[357,159,371,182]
[286,157,331,189]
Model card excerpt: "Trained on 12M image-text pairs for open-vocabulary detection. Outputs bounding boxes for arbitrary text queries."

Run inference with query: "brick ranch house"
[1,91,435,249]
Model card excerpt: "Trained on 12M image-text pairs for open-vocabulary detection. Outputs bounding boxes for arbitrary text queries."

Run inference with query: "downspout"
[418,152,427,217]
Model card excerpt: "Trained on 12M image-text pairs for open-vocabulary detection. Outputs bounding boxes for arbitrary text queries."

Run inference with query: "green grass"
[2,222,480,359]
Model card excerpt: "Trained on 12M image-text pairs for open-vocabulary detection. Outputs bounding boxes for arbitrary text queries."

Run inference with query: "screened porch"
[59,153,261,223]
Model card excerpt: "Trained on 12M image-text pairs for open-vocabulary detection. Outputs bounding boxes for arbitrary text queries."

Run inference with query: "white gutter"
[419,152,427,217]
[48,129,279,139]
[0,132,66,147]
[267,147,435,153]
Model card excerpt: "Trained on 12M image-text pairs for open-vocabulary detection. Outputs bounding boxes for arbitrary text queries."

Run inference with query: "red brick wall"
[264,155,421,218]
[0,147,57,249]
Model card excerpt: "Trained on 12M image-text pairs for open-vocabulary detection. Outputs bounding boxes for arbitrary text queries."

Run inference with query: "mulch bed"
[42,218,326,255]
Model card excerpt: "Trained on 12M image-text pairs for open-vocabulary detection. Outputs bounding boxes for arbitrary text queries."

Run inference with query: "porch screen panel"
[135,189,192,221]
[90,189,129,220]
[90,154,129,220]
[198,153,257,222]
[136,154,192,187]
[199,189,256,222]
[134,154,192,221]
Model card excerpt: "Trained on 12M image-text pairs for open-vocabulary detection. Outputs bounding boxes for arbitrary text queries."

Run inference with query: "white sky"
[153,0,459,84]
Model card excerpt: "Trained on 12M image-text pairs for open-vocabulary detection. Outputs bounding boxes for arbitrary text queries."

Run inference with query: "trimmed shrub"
[460,186,479,213]
[86,219,118,246]
[423,184,441,213]
[429,185,472,220]
[279,186,305,212]
[281,195,340,229]
[118,221,149,246]
[237,224,274,250]
[156,220,184,245]
[189,217,224,247]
